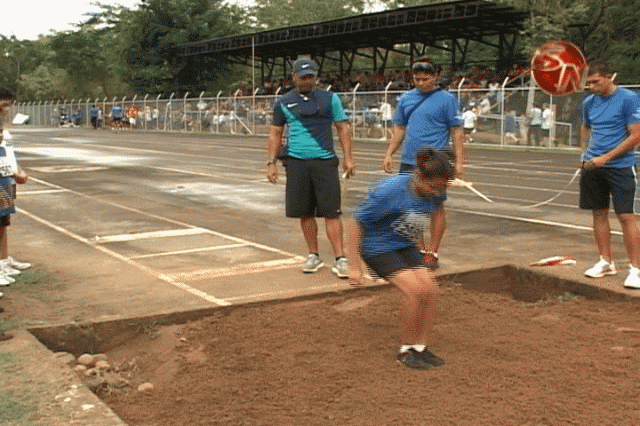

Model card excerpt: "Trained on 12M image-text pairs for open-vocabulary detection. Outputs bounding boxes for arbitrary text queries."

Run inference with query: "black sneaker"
[420,348,445,366]
[396,348,431,370]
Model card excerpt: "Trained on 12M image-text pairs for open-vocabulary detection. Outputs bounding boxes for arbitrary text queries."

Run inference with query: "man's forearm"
[267,126,284,160]
[386,126,404,157]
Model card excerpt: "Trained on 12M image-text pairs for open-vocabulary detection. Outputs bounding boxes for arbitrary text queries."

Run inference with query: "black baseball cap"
[292,57,319,77]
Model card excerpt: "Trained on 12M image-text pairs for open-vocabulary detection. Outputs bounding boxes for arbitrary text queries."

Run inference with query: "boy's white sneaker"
[584,258,617,278]
[623,266,640,289]
[6,257,31,270]
[0,274,13,286]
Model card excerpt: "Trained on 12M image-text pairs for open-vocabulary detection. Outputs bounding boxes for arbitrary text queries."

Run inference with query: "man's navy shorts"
[283,157,341,218]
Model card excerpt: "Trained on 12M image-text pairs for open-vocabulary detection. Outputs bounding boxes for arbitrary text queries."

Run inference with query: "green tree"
[102,0,249,95]
[18,65,71,100]
[48,29,123,98]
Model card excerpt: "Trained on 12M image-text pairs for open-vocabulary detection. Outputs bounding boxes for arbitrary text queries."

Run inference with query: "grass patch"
[0,353,62,426]
[7,269,66,296]
[0,354,40,426]
[0,317,22,333]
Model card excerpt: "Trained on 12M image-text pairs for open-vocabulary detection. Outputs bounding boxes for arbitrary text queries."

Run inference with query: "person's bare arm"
[335,120,355,177]
[266,125,284,183]
[383,125,405,173]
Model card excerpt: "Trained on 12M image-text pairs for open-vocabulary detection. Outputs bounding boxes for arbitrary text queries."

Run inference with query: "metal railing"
[14,85,640,149]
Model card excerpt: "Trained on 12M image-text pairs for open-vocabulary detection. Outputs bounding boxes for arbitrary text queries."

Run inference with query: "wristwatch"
[267,158,277,165]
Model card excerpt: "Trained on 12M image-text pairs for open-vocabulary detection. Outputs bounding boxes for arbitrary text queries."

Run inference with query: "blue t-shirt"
[582,87,640,168]
[272,89,348,160]
[112,106,124,119]
[354,173,446,257]
[393,88,462,165]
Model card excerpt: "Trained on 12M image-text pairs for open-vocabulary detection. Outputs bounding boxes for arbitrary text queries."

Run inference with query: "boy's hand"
[348,269,367,287]
[14,170,27,184]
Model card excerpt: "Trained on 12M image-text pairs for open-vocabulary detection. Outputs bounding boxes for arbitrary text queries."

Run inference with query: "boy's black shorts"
[283,157,341,218]
[579,166,636,214]
[362,246,426,278]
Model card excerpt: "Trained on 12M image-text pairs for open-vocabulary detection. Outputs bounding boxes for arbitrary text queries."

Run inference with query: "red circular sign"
[531,41,587,96]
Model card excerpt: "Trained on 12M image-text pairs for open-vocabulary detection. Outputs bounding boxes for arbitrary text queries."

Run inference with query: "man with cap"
[266,57,356,278]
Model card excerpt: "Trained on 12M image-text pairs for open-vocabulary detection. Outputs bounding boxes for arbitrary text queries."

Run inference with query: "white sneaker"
[0,260,20,276]
[584,257,617,278]
[0,274,12,286]
[5,257,31,270]
[623,266,640,289]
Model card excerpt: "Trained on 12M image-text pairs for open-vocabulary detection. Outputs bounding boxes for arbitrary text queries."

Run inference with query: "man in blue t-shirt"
[580,62,640,289]
[346,147,453,369]
[383,57,463,270]
[266,57,356,278]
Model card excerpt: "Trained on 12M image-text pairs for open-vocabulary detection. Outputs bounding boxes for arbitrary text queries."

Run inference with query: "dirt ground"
[94,283,640,426]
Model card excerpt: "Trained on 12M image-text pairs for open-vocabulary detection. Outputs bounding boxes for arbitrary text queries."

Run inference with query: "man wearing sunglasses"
[267,57,356,278]
[383,57,464,270]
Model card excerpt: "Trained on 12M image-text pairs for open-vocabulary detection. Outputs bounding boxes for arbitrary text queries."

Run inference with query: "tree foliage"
[105,0,249,95]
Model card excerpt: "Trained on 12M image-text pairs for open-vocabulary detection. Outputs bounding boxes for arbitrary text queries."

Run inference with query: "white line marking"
[95,228,208,243]
[167,257,305,282]
[28,176,300,259]
[19,189,68,195]
[225,282,348,303]
[129,243,248,259]
[16,207,231,306]
[29,165,108,173]
[449,207,623,236]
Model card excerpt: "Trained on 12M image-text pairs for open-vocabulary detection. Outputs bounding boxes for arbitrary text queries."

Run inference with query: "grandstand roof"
[177,0,527,63]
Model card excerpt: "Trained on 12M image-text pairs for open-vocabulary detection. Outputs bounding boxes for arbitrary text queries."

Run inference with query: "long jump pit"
[22,265,640,426]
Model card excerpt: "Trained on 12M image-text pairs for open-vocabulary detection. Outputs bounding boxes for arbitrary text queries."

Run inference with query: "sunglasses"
[412,62,437,74]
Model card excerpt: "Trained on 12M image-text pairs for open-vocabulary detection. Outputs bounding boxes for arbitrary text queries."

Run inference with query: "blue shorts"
[579,166,637,214]
[362,246,426,278]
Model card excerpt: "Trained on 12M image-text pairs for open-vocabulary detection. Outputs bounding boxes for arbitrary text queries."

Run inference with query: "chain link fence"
[14,85,640,149]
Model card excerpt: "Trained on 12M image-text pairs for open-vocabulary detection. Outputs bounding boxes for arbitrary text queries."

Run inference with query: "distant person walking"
[527,103,542,146]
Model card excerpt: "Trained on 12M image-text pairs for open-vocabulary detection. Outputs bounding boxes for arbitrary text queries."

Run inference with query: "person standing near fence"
[266,57,356,278]
[580,62,640,289]
[462,107,477,143]
[89,105,99,129]
[541,103,553,146]
[527,103,542,146]
[383,57,463,269]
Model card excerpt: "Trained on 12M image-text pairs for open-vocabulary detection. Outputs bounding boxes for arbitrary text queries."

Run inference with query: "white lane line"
[468,159,553,168]
[167,257,305,282]
[95,228,208,243]
[449,207,623,236]
[19,189,68,195]
[225,282,349,303]
[16,207,231,306]
[129,243,248,260]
